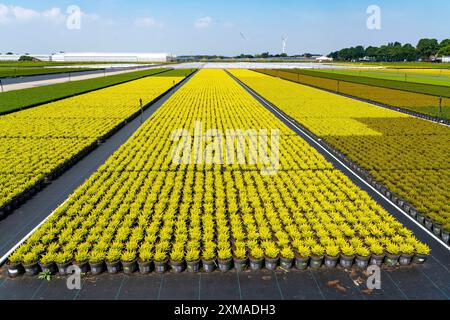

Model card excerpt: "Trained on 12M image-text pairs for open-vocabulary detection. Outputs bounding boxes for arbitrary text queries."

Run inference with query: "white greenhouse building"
[51,52,174,63]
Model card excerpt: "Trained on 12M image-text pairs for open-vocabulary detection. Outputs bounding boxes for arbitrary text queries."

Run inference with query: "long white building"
[0,52,174,62]
[51,52,173,63]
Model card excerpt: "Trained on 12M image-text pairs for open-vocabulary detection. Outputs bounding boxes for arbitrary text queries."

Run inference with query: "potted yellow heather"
[89,250,106,275]
[355,246,371,269]
[310,245,324,269]
[39,252,58,275]
[23,251,41,276]
[324,245,339,268]
[202,245,216,273]
[340,244,355,268]
[154,250,168,274]
[218,247,233,272]
[106,249,122,274]
[55,251,73,275]
[6,250,25,278]
[264,245,280,271]
[385,243,401,266]
[412,243,430,264]
[121,250,138,274]
[369,243,385,266]
[295,245,310,270]
[74,250,90,274]
[280,247,294,269]
[186,248,200,273]
[233,246,248,271]
[249,247,264,271]
[399,244,415,266]
[138,249,153,274]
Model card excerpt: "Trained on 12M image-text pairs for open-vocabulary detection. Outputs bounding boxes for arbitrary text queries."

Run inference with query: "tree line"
[329,39,450,62]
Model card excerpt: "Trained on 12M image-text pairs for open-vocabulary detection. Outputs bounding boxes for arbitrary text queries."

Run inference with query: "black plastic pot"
[339,255,354,268]
[57,262,72,275]
[186,260,200,273]
[370,254,385,266]
[280,257,293,270]
[432,224,442,237]
[265,257,279,270]
[249,257,264,271]
[106,261,122,274]
[416,213,425,224]
[355,256,370,269]
[138,261,153,274]
[7,263,24,278]
[412,254,428,264]
[202,259,216,273]
[310,256,323,269]
[154,261,167,274]
[23,262,41,276]
[233,258,248,271]
[89,261,105,275]
[424,219,433,230]
[399,254,413,266]
[74,262,90,274]
[39,262,57,275]
[170,261,185,273]
[324,255,339,268]
[385,254,400,266]
[218,259,232,272]
[295,256,309,270]
[122,260,138,274]
[442,231,449,244]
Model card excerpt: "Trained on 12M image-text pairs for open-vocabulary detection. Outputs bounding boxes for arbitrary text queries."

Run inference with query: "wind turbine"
[282,36,288,54]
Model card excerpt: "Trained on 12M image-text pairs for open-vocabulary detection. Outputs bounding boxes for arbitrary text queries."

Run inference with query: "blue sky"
[1,0,449,55]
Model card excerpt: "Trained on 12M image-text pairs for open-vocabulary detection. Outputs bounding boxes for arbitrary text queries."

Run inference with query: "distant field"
[333,61,450,69]
[0,68,196,115]
[0,67,98,79]
[313,68,450,87]
[283,69,450,98]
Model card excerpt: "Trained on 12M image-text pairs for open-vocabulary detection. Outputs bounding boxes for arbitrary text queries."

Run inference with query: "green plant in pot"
[295,245,311,270]
[310,245,324,269]
[280,247,294,269]
[324,245,339,268]
[233,246,248,271]
[385,242,400,266]
[412,242,430,264]
[340,244,355,268]
[250,246,264,270]
[264,244,280,270]
[39,252,57,275]
[355,245,371,269]
[185,248,200,273]
[6,250,25,278]
[218,247,233,271]
[106,249,122,274]
[23,251,40,276]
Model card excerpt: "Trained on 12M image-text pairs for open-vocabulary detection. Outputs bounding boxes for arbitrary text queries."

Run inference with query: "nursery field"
[6,69,429,274]
[0,74,185,215]
[230,69,450,233]
[0,68,190,115]
[258,69,450,120]
[0,67,97,79]
[312,68,450,87]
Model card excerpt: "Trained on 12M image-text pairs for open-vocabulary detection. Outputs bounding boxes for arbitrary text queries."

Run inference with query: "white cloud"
[0,3,100,25]
[42,7,64,23]
[0,4,9,24]
[194,16,212,28]
[223,21,235,28]
[134,16,163,28]
[11,5,39,20]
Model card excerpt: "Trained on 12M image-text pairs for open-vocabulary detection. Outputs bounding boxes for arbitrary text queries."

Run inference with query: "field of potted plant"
[6,70,430,277]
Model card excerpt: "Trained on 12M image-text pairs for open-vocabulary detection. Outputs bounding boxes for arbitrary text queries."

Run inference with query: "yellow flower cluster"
[0,76,184,209]
[9,69,428,270]
[230,69,450,230]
